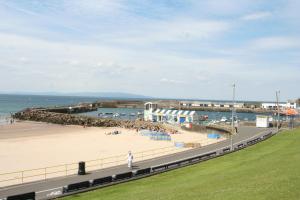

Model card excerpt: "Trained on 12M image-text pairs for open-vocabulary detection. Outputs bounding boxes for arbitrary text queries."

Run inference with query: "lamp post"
[276,90,280,131]
[231,83,236,150]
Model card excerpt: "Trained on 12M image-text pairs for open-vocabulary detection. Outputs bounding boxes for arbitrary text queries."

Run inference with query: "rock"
[13,109,177,133]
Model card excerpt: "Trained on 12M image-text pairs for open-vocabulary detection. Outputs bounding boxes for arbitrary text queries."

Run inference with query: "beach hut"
[144,102,199,124]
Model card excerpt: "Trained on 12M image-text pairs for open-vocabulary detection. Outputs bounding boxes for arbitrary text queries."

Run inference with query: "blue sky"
[0,0,299,101]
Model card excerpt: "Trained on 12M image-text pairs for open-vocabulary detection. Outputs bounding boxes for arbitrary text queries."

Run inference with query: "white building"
[180,101,244,108]
[262,102,297,110]
[144,102,158,121]
[256,115,270,128]
[287,100,298,109]
[144,102,199,124]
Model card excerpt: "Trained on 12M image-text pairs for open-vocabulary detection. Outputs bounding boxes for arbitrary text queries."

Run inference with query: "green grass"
[62,129,300,200]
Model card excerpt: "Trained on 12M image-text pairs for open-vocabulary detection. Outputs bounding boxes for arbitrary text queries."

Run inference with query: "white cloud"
[19,57,30,63]
[93,18,231,47]
[282,0,300,20]
[0,30,298,100]
[160,78,185,84]
[195,74,210,82]
[0,1,299,100]
[62,0,125,16]
[189,0,256,16]
[67,60,80,66]
[153,19,230,42]
[241,11,272,20]
[250,36,300,50]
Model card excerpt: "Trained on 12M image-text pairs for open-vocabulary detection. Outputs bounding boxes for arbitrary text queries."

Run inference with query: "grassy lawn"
[62,128,300,200]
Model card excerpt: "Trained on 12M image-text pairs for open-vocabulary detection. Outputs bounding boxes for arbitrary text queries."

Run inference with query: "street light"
[276,90,280,131]
[231,83,236,150]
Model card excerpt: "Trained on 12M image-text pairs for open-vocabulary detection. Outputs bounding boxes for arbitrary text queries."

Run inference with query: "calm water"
[0,94,102,116]
[80,108,259,122]
[79,108,144,120]
[0,94,269,123]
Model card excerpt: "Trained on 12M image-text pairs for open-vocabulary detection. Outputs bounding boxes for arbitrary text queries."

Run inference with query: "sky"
[0,0,299,101]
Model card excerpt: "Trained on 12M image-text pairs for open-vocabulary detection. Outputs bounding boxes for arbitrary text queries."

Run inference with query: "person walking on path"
[127,151,133,169]
[234,120,239,133]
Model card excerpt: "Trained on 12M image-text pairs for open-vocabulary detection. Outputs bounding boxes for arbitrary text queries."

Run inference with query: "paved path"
[0,126,273,198]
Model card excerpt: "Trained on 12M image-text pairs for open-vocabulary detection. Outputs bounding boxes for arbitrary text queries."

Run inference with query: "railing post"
[44,168,47,180]
[21,171,24,183]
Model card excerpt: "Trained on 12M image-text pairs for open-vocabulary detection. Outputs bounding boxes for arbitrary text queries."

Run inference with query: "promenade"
[0,126,273,199]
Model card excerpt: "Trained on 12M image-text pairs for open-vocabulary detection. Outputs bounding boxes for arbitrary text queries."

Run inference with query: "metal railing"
[0,136,223,188]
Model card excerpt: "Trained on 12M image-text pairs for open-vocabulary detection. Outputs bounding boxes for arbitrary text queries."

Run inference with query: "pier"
[46,104,97,114]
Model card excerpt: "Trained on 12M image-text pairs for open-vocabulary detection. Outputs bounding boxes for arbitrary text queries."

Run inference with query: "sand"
[0,121,225,174]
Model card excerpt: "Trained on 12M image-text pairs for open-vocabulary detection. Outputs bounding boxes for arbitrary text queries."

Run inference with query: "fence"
[0,134,224,188]
[0,145,184,187]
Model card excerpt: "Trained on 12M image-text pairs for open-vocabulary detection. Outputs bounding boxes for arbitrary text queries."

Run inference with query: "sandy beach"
[0,121,225,174]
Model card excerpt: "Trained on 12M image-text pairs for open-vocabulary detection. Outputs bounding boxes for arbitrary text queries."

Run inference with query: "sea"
[0,94,266,124]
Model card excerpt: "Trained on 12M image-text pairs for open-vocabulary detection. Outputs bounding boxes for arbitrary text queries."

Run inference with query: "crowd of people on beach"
[135,127,179,135]
[105,130,122,135]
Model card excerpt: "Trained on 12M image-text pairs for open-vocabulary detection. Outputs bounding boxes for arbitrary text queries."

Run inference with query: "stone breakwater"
[13,109,177,133]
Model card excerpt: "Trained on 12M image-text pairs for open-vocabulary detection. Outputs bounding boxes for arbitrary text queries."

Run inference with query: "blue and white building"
[144,102,199,124]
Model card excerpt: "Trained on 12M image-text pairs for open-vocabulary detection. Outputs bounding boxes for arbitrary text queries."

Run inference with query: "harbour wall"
[13,109,177,133]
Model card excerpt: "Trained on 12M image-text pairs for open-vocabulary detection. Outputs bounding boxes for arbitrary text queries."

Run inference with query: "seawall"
[13,109,176,133]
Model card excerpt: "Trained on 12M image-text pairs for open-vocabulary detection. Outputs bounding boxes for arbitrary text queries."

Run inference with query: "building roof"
[171,110,178,115]
[165,110,172,114]
[189,111,196,116]
[154,109,161,114]
[183,110,189,115]
[153,109,197,116]
[177,110,183,115]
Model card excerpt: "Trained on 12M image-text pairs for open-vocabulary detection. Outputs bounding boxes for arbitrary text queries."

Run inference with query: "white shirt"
[128,154,133,161]
[234,121,239,127]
